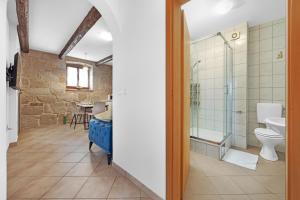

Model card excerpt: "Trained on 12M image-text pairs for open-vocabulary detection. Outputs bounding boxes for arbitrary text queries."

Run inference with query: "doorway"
[166,0,300,200]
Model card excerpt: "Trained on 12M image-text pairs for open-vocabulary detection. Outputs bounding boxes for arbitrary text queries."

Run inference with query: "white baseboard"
[7,129,18,144]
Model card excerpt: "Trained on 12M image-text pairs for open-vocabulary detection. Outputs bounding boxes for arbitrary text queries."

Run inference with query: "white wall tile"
[234,39,247,53]
[273,36,285,49]
[273,75,285,88]
[234,88,247,100]
[248,89,259,100]
[260,75,273,88]
[248,65,260,77]
[273,88,285,101]
[273,61,286,75]
[234,76,247,88]
[260,63,273,76]
[234,136,247,148]
[260,26,273,40]
[273,22,286,37]
[260,88,273,100]
[248,111,258,123]
[248,100,259,112]
[260,39,273,51]
[234,52,247,65]
[249,29,259,42]
[248,53,260,65]
[234,64,247,76]
[248,41,260,53]
[260,51,273,64]
[248,77,259,89]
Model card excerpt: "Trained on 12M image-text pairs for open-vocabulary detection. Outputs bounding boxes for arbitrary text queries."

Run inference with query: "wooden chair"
[70,103,85,129]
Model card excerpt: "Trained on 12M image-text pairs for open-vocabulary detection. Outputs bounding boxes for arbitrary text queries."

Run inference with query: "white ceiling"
[182,0,286,40]
[7,0,112,62]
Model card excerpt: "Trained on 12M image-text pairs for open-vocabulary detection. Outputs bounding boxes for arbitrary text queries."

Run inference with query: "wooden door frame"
[287,0,300,199]
[166,0,300,199]
[166,0,189,200]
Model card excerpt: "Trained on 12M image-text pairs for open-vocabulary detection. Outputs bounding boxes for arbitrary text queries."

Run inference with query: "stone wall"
[19,50,112,130]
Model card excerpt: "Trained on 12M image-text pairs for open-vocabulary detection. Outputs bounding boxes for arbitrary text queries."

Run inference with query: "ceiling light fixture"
[215,0,234,15]
[99,31,113,42]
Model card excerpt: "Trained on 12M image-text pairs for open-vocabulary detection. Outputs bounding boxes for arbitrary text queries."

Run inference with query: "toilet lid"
[255,128,282,138]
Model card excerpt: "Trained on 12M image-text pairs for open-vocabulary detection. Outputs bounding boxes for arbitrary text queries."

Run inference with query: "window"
[66,64,91,90]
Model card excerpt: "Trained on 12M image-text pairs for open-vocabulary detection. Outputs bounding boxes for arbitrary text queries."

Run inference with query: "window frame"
[66,63,91,90]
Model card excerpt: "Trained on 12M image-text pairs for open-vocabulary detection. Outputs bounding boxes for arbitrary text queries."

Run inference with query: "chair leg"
[79,114,82,123]
[74,115,78,130]
[89,142,93,150]
[70,114,75,127]
[107,153,112,165]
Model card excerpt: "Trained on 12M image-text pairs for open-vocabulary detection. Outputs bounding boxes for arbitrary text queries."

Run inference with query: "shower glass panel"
[190,33,233,143]
[224,44,233,139]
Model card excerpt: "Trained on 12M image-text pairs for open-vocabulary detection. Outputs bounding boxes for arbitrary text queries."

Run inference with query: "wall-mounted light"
[99,31,113,42]
[215,0,234,15]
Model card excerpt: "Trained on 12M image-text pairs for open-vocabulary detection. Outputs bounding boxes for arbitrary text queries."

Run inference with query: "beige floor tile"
[53,145,78,152]
[43,177,88,198]
[73,145,100,153]
[16,162,54,177]
[75,177,115,198]
[8,160,36,177]
[7,177,36,198]
[107,199,140,200]
[209,176,244,194]
[59,152,87,162]
[91,161,122,177]
[8,198,39,200]
[108,176,141,198]
[39,152,69,162]
[253,176,286,194]
[247,161,285,176]
[80,151,106,163]
[185,176,218,195]
[249,194,281,200]
[230,176,270,194]
[66,162,98,177]
[276,193,286,200]
[183,194,222,200]
[189,165,206,177]
[43,163,76,176]
[221,194,250,200]
[11,177,60,198]
[14,152,49,162]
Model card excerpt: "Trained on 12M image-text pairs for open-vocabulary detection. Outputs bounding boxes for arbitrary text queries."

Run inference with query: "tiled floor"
[7,125,152,200]
[184,147,286,200]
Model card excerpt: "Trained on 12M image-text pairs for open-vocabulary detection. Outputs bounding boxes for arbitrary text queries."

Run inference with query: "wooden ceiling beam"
[16,0,29,53]
[59,7,101,59]
[95,55,113,66]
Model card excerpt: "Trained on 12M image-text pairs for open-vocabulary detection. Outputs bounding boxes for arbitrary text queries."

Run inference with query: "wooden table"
[77,103,93,130]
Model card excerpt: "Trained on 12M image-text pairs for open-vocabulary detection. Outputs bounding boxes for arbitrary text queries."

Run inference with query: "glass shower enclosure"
[190,32,233,145]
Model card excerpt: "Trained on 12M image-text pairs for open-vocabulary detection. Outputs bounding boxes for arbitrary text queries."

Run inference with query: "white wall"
[7,22,20,145]
[0,0,8,199]
[89,0,166,198]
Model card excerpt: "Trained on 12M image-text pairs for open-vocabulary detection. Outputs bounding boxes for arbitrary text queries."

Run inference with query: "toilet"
[255,103,284,161]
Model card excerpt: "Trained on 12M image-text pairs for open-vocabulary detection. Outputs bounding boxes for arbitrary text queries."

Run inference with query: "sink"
[266,117,286,136]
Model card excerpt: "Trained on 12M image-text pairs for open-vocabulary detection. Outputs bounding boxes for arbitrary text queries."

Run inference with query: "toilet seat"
[255,128,283,139]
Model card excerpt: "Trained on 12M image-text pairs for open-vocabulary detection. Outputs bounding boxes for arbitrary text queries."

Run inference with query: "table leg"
[83,108,88,130]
